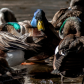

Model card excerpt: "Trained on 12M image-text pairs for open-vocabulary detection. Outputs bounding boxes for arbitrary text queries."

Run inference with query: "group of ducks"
[0,0,84,83]
[0,7,60,76]
[51,0,84,83]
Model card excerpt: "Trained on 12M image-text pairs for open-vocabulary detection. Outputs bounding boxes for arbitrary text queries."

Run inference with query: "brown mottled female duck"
[51,34,84,83]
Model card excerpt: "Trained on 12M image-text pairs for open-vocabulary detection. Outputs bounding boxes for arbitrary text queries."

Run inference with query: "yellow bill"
[37,20,45,31]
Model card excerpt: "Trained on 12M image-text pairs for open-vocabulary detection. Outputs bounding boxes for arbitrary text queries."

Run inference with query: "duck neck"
[41,18,51,36]
[59,19,67,33]
[42,23,49,36]
[43,23,57,39]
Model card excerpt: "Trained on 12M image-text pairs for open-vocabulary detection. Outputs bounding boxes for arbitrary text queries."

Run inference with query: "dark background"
[0,0,70,21]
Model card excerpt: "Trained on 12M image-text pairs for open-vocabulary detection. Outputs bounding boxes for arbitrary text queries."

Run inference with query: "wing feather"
[0,31,29,50]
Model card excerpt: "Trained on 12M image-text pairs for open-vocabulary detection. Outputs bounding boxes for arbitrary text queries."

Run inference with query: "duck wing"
[69,36,84,52]
[0,31,38,50]
[59,34,75,50]
[59,34,84,56]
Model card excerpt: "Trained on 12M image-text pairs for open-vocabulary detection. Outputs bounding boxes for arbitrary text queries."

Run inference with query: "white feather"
[60,51,65,56]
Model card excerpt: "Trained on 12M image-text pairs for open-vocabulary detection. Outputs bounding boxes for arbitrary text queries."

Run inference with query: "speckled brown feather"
[0,31,40,51]
[1,24,22,37]
[70,0,84,11]
[52,34,84,76]
[52,8,84,30]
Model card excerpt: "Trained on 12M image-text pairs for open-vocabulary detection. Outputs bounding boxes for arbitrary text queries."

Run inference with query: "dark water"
[0,0,83,84]
[12,61,83,84]
[0,0,70,21]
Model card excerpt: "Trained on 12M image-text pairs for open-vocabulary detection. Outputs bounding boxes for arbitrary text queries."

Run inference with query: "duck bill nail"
[37,20,45,31]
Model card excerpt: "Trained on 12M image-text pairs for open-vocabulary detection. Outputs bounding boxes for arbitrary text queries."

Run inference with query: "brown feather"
[0,31,40,51]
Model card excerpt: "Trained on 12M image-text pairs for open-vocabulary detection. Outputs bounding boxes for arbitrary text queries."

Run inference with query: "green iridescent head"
[7,22,20,30]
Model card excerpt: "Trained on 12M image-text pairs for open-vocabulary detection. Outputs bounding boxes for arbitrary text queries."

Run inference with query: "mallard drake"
[17,9,59,38]
[0,9,59,38]
[0,9,46,37]
[0,8,17,25]
[0,23,22,37]
[0,8,20,37]
[51,34,84,83]
[24,9,60,61]
[0,9,60,61]
[1,21,45,38]
[59,16,84,39]
[51,0,84,36]
[51,8,84,30]
[0,31,40,67]
[14,9,60,61]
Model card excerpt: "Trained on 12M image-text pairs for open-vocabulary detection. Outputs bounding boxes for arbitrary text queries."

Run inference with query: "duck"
[0,9,46,37]
[0,31,40,67]
[0,22,23,37]
[0,8,17,25]
[0,8,21,37]
[0,9,60,61]
[51,34,84,83]
[59,16,84,39]
[23,9,60,61]
[0,9,60,62]
[0,56,29,84]
[16,9,58,39]
[0,8,22,37]
[51,0,84,36]
[0,56,26,84]
[12,9,60,38]
[0,8,59,38]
